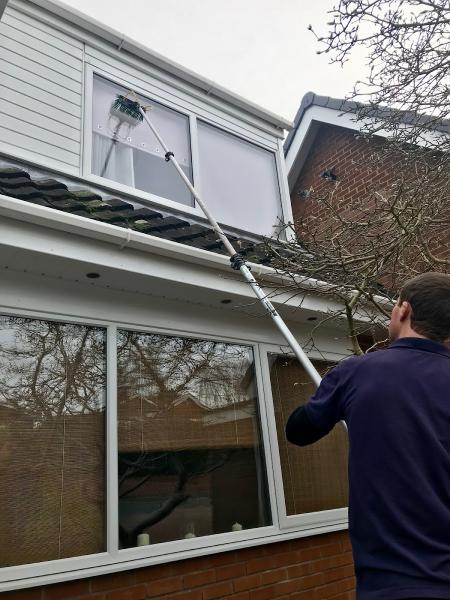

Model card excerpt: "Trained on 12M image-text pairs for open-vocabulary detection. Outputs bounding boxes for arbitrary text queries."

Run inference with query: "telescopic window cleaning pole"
[113,94,322,389]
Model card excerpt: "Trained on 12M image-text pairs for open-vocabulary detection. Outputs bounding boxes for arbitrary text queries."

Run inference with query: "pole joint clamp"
[230,253,249,271]
[165,151,174,162]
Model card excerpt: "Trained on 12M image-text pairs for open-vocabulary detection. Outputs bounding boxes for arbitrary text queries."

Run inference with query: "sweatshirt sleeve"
[286,359,352,446]
[286,405,332,446]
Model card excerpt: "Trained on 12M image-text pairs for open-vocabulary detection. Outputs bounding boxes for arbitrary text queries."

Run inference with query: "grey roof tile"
[0,168,30,179]
[169,224,211,241]
[0,176,34,189]
[0,166,273,265]
[104,198,135,211]
[90,208,128,223]
[134,216,189,233]
[71,190,103,201]
[284,91,450,155]
[35,179,69,191]
[127,207,162,221]
[3,185,45,201]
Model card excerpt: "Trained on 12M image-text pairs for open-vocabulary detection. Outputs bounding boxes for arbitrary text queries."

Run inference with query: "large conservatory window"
[92,76,193,207]
[197,122,283,236]
[117,331,271,548]
[269,355,348,515]
[0,317,106,567]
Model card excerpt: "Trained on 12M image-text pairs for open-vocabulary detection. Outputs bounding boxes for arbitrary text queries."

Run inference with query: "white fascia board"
[19,0,292,132]
[0,193,238,273]
[0,194,343,315]
[0,195,390,318]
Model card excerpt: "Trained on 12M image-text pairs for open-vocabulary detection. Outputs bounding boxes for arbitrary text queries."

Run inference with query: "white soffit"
[0,194,345,320]
[285,103,447,188]
[285,105,361,187]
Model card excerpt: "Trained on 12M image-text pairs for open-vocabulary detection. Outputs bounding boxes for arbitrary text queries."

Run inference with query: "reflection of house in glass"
[0,317,106,568]
[0,408,105,566]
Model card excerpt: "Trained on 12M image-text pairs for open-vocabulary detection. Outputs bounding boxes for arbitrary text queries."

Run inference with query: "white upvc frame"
[82,64,198,217]
[0,286,347,590]
[82,64,294,237]
[258,342,349,532]
[0,304,336,592]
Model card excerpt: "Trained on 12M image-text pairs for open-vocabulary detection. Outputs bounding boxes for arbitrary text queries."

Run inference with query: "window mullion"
[189,114,201,208]
[106,324,119,556]
[254,344,286,528]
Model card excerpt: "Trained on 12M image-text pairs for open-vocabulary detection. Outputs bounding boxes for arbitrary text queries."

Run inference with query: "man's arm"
[286,405,333,446]
[285,359,354,446]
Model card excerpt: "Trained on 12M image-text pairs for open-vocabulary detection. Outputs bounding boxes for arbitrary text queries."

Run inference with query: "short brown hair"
[399,272,450,342]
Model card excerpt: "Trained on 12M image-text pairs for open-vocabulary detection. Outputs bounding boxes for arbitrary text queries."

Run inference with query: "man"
[286,272,450,600]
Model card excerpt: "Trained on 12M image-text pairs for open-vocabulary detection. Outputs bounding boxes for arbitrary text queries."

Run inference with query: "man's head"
[388,272,450,343]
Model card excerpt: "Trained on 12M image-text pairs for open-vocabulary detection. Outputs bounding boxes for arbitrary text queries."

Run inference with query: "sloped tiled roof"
[284,91,450,156]
[0,167,273,265]
[284,93,353,155]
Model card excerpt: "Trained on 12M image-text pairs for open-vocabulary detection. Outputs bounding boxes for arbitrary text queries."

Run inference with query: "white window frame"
[82,65,294,237]
[258,343,349,532]
[0,305,347,592]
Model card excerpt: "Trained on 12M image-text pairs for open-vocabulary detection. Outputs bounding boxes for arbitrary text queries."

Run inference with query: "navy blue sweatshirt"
[286,338,450,600]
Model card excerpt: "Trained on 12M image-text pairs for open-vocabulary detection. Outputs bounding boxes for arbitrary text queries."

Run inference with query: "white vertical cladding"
[0,5,83,173]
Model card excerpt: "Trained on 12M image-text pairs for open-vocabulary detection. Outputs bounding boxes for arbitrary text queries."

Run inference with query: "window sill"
[84,173,202,221]
[0,520,348,592]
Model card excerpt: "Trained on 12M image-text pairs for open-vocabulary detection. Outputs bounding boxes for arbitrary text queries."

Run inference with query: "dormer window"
[89,74,286,236]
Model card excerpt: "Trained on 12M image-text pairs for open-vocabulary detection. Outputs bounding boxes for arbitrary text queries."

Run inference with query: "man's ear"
[399,301,412,321]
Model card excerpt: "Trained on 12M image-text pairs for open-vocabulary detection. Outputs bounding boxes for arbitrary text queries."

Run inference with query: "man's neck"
[397,331,428,340]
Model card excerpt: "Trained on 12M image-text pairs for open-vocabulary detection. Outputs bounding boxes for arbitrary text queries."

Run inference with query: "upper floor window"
[90,74,284,236]
[92,76,193,207]
[197,122,283,234]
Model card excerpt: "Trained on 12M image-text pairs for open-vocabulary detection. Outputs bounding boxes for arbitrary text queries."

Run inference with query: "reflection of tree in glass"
[0,316,106,565]
[117,331,258,547]
[0,317,106,417]
[118,332,254,410]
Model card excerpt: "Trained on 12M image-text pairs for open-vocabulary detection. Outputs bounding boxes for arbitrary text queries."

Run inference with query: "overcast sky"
[61,0,368,122]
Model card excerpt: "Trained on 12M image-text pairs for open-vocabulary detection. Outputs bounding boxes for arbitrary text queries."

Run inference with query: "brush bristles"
[111,95,143,123]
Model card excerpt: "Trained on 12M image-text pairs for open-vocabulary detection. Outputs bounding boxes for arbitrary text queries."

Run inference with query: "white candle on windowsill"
[231,522,243,531]
[137,533,150,546]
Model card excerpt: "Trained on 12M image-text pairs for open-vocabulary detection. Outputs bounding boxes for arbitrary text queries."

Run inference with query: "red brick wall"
[291,124,397,225]
[3,531,355,600]
[291,123,450,266]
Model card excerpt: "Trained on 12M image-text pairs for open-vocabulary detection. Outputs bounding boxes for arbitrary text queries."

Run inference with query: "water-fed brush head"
[110,94,143,126]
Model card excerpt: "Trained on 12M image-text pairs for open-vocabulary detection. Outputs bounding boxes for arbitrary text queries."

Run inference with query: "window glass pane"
[197,122,283,236]
[92,76,193,207]
[269,355,348,515]
[117,332,271,548]
[0,317,106,567]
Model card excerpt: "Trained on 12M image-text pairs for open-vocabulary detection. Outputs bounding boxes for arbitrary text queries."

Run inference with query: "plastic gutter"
[0,194,392,313]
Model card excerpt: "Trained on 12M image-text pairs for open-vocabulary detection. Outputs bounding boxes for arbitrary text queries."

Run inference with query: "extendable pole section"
[138,106,322,389]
